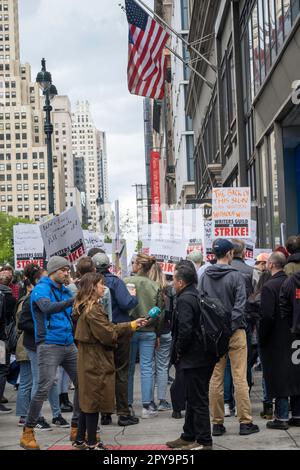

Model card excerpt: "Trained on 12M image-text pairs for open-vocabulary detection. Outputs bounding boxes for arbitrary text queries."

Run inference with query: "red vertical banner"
[150,150,162,223]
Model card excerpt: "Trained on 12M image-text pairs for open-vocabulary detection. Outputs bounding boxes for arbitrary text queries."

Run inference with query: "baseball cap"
[255,253,270,263]
[92,253,110,270]
[213,239,234,258]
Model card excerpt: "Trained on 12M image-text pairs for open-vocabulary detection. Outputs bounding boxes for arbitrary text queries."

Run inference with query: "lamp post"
[36,58,58,215]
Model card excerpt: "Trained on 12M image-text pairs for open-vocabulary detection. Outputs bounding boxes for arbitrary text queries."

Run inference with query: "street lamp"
[36,58,58,215]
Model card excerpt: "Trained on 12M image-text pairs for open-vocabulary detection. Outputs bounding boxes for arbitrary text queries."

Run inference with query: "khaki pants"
[209,329,252,425]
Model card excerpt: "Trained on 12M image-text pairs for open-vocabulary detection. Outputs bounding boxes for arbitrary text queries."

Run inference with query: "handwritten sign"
[39,208,85,264]
[13,224,44,270]
[83,231,105,253]
[212,188,251,239]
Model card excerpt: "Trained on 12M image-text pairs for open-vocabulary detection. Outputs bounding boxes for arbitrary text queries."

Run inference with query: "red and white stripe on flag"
[126,2,170,100]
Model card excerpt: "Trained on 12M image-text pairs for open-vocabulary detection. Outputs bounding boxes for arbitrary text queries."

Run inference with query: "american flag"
[125,0,170,100]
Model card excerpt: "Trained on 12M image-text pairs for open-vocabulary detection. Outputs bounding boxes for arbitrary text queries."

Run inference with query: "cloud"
[18,0,154,216]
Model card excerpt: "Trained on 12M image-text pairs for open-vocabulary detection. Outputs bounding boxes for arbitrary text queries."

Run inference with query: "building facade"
[188,0,300,248]
[171,0,195,207]
[72,101,109,231]
[0,0,66,221]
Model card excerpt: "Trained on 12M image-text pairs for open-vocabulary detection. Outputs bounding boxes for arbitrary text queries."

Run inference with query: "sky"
[18,0,154,221]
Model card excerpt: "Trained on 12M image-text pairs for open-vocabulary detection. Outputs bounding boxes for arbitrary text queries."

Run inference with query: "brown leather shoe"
[20,427,40,450]
[166,437,193,449]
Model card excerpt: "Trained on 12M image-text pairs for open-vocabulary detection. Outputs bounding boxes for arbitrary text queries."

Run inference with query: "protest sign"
[83,231,105,253]
[212,188,251,239]
[39,208,85,264]
[13,224,44,270]
[166,209,204,240]
[112,239,128,278]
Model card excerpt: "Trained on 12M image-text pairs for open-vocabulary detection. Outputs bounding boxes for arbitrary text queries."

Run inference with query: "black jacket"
[17,295,36,352]
[259,271,300,398]
[171,284,216,369]
[280,271,300,336]
[0,284,17,341]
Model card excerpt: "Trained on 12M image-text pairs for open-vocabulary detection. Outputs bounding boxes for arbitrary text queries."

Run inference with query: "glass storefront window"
[260,142,271,246]
[269,131,281,246]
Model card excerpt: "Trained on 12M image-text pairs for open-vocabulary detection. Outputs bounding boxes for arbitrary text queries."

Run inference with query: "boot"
[60,393,73,413]
[20,427,40,450]
[260,402,273,420]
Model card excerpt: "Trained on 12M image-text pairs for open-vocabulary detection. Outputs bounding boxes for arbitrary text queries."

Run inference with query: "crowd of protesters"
[0,234,300,450]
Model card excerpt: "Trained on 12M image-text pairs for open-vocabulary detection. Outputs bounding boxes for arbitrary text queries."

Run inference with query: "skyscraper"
[72,101,109,231]
[0,0,65,220]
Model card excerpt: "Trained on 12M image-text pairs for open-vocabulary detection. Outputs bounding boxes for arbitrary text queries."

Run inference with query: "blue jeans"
[224,357,235,408]
[128,331,156,406]
[16,361,32,417]
[152,332,172,402]
[275,396,300,421]
[26,348,61,419]
[57,366,71,394]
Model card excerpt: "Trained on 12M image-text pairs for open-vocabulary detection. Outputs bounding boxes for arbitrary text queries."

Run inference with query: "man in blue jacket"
[93,253,139,426]
[20,256,78,450]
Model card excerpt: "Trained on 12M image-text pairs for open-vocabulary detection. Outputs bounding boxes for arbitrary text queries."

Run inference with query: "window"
[242,0,297,100]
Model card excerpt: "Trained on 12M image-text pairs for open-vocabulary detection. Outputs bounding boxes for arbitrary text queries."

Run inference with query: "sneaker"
[86,441,108,451]
[101,414,112,425]
[212,424,226,436]
[0,396,8,404]
[224,404,231,417]
[288,418,300,427]
[35,417,52,432]
[149,401,157,411]
[239,423,260,435]
[266,419,289,430]
[128,405,136,417]
[142,407,158,419]
[158,400,172,411]
[0,404,12,414]
[172,411,182,419]
[52,414,70,428]
[72,441,88,450]
[118,415,139,426]
[18,416,26,427]
[166,437,194,449]
[168,376,175,384]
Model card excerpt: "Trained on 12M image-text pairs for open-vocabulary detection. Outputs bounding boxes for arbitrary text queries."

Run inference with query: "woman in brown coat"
[73,272,146,450]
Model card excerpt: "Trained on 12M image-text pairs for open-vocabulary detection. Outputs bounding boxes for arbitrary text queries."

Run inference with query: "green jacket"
[123,275,164,335]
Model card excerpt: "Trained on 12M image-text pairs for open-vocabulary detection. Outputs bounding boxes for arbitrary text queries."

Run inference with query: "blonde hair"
[135,254,157,275]
[147,262,166,289]
[73,272,103,317]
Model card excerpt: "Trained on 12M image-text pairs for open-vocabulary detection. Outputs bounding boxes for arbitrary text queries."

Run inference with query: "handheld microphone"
[145,307,161,321]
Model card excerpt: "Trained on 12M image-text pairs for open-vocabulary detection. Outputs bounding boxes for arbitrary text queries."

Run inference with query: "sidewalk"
[1,369,300,450]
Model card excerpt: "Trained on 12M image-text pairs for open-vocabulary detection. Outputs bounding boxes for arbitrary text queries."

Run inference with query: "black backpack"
[192,289,232,361]
[199,294,231,360]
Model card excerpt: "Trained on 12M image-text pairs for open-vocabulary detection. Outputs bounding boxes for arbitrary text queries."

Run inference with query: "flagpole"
[165,45,214,90]
[135,0,217,73]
